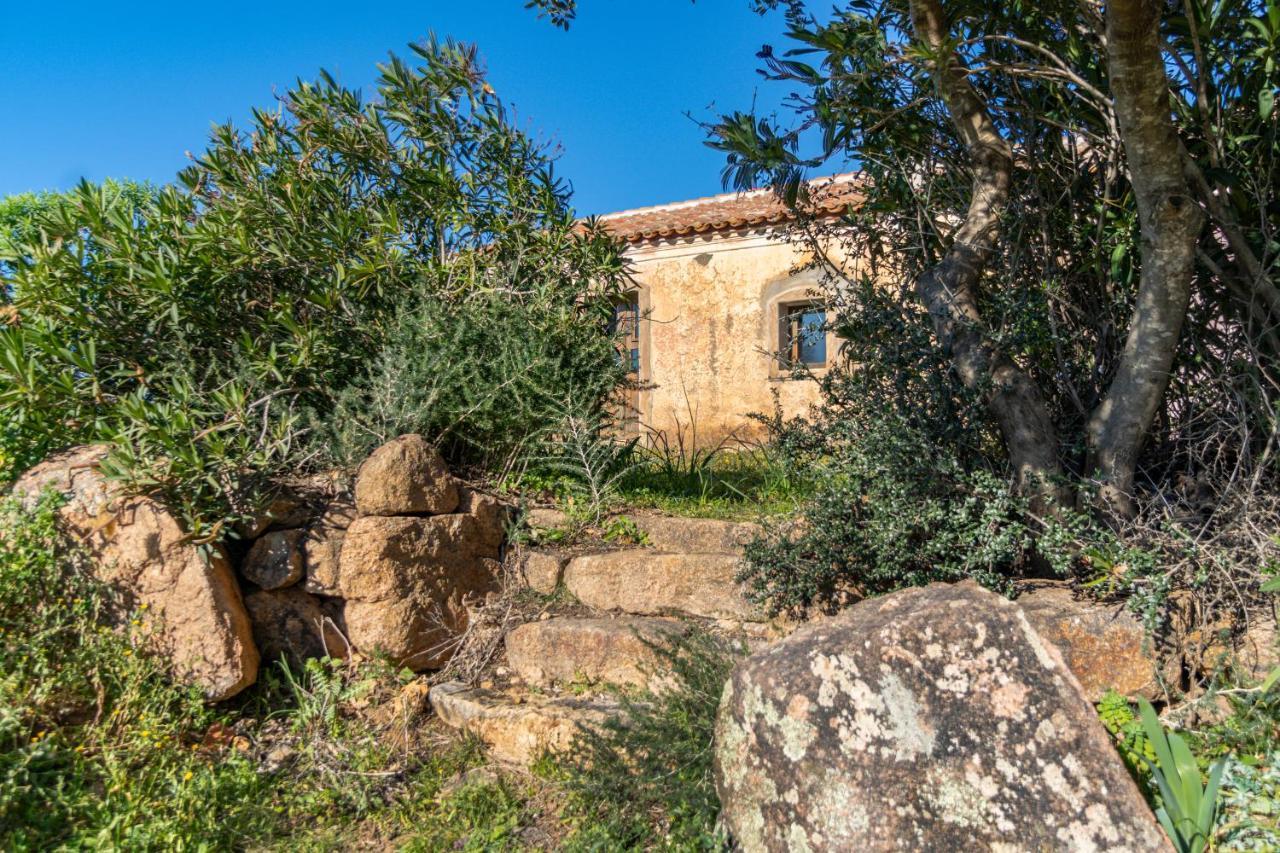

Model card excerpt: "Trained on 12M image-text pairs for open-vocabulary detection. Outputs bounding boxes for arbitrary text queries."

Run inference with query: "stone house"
[597,173,862,445]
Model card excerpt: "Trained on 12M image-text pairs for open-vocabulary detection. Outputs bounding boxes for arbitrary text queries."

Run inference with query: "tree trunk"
[907,0,1067,510]
[1088,0,1205,517]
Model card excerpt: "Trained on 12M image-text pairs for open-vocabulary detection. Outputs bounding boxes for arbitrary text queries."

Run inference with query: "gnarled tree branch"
[907,0,1067,510]
[1087,0,1205,517]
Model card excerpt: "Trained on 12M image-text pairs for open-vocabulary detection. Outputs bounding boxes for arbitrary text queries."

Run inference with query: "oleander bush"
[0,37,628,541]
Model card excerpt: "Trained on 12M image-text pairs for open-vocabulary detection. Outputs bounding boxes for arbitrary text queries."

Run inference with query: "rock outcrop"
[13,446,259,701]
[713,580,1168,852]
[354,434,458,517]
[563,551,760,621]
[1016,579,1171,701]
[506,616,690,690]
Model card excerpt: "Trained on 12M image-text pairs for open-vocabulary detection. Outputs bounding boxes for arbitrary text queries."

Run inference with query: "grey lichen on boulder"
[713,580,1170,852]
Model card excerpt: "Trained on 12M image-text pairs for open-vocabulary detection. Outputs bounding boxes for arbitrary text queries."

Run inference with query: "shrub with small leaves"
[739,410,1069,616]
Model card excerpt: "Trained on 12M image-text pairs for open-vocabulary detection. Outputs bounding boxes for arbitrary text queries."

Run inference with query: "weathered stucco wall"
[627,228,830,446]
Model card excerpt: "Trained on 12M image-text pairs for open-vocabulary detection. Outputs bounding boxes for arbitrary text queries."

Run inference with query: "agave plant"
[1137,698,1226,853]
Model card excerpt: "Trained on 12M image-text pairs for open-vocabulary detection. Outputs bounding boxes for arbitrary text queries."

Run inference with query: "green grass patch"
[0,492,539,851]
[617,445,812,521]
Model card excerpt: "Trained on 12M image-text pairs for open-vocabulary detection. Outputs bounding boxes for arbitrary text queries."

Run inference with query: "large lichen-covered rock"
[12,446,259,701]
[334,512,502,670]
[1016,579,1173,701]
[354,434,458,517]
[713,580,1169,852]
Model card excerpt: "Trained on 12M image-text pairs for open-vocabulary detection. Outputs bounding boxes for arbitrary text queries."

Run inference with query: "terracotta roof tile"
[594,172,864,244]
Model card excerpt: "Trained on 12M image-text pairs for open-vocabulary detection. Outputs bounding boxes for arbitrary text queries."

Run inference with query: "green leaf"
[1110,243,1128,279]
[1138,699,1177,780]
[1261,88,1276,120]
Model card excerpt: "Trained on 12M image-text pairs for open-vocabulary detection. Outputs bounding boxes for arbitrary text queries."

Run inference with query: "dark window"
[780,303,827,367]
[610,299,641,376]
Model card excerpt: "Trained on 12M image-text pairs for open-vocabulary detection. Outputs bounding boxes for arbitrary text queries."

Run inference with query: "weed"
[603,514,649,545]
[553,630,740,850]
[533,392,639,523]
[391,739,531,852]
[1215,755,1280,850]
[0,492,277,849]
[1098,690,1156,777]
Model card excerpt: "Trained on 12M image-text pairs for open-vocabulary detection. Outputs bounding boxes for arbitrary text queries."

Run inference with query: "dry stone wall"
[237,434,507,674]
[12,435,509,700]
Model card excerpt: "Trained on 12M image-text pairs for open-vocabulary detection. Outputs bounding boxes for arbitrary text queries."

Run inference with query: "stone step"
[562,550,763,621]
[505,616,690,690]
[429,681,619,766]
[519,548,569,594]
[630,513,761,554]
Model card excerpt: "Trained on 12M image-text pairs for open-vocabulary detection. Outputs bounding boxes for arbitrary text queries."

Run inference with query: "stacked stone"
[12,434,508,701]
[248,434,506,673]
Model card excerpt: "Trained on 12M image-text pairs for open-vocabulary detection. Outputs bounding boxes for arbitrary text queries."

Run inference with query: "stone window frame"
[762,270,834,380]
[609,285,652,432]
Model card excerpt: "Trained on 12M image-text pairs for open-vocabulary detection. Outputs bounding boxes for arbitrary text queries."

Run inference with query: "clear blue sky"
[0,1,800,216]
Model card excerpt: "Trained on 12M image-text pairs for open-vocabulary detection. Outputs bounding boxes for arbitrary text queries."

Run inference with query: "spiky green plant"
[1138,698,1227,853]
